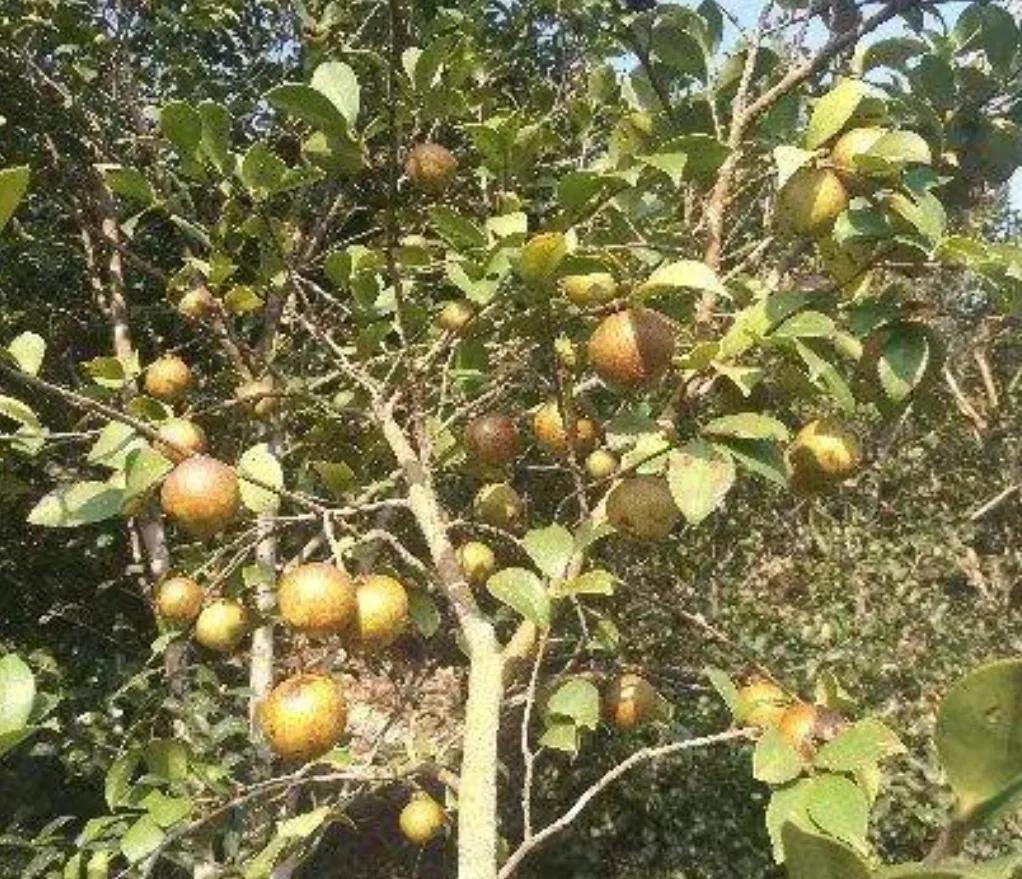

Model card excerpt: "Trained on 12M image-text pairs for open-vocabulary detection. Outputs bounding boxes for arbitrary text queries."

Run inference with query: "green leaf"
[815,718,905,772]
[0,728,34,759]
[782,823,872,879]
[266,84,349,137]
[84,353,139,389]
[240,143,287,200]
[486,568,550,627]
[754,726,805,785]
[96,165,155,205]
[663,134,731,180]
[104,750,140,809]
[160,102,202,157]
[953,4,1020,72]
[28,481,124,528]
[703,412,789,442]
[120,815,164,864]
[878,323,931,402]
[198,101,232,172]
[637,259,726,297]
[771,311,835,340]
[407,589,441,638]
[546,679,600,730]
[805,774,869,851]
[238,443,283,514]
[539,720,579,754]
[794,341,856,413]
[551,569,617,598]
[774,146,815,190]
[279,805,331,838]
[936,659,1022,823]
[224,284,264,314]
[7,331,45,376]
[638,152,688,186]
[0,654,35,734]
[705,666,741,716]
[311,62,360,127]
[767,780,813,863]
[0,165,30,232]
[667,441,736,525]
[311,460,356,499]
[87,422,146,470]
[715,437,788,487]
[123,447,173,506]
[144,738,188,782]
[521,524,574,580]
[806,79,864,149]
[140,790,192,828]
[429,206,486,250]
[0,394,40,430]
[855,37,926,74]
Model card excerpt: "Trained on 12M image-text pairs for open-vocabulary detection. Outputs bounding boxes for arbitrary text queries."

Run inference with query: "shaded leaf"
[27,481,124,528]
[238,443,283,514]
[703,412,789,441]
[782,823,872,879]
[0,165,30,232]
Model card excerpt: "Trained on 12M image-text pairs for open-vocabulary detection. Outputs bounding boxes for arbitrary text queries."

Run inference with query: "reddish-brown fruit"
[160,455,241,537]
[155,418,207,462]
[278,562,357,637]
[532,401,599,458]
[736,679,790,728]
[587,308,676,389]
[464,413,518,467]
[144,355,193,403]
[405,143,458,193]
[260,673,347,761]
[355,575,409,649]
[194,599,247,652]
[155,576,203,626]
[604,673,658,730]
[778,703,819,755]
[606,476,680,541]
[399,794,446,845]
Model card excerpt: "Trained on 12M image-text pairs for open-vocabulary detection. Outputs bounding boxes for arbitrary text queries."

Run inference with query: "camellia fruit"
[178,286,215,320]
[155,417,207,462]
[399,793,446,845]
[585,448,619,480]
[259,673,347,762]
[405,142,458,193]
[736,678,790,728]
[787,418,860,492]
[778,702,819,756]
[278,562,357,638]
[604,673,658,730]
[437,300,475,335]
[830,126,888,182]
[144,355,193,403]
[160,455,241,537]
[456,541,496,587]
[155,576,203,626]
[516,232,567,287]
[606,475,680,541]
[194,599,247,652]
[464,412,518,468]
[355,574,409,648]
[473,483,525,531]
[587,308,675,389]
[775,167,848,237]
[532,400,599,458]
[237,376,278,419]
[560,272,618,307]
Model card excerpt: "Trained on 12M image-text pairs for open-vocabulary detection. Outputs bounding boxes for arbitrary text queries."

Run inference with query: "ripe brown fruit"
[260,673,347,761]
[437,300,475,334]
[473,483,525,531]
[237,376,278,419]
[787,418,860,493]
[155,418,207,462]
[155,576,203,626]
[532,401,599,458]
[464,413,518,467]
[736,679,790,728]
[585,448,619,480]
[178,286,215,320]
[405,143,457,193]
[278,562,357,637]
[588,308,675,389]
[560,272,618,307]
[778,703,819,756]
[194,599,247,652]
[775,167,848,237]
[399,793,446,845]
[160,455,241,537]
[144,355,193,403]
[604,673,658,730]
[606,476,679,541]
[830,126,888,183]
[457,541,496,586]
[356,575,409,648]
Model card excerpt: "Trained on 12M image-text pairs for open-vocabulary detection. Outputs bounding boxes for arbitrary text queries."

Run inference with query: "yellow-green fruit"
[259,674,347,762]
[464,413,519,467]
[155,576,203,626]
[778,703,819,755]
[473,483,525,531]
[776,167,848,237]
[278,562,357,637]
[399,793,446,845]
[405,142,458,193]
[517,232,567,286]
[606,476,679,541]
[560,272,618,307]
[736,679,790,728]
[356,575,409,648]
[587,308,676,389]
[237,377,278,419]
[830,126,888,182]
[585,448,619,480]
[604,673,657,730]
[194,599,247,652]
[156,418,207,462]
[532,401,599,458]
[787,418,860,492]
[457,541,496,587]
[144,355,193,403]
[178,286,215,320]
[437,300,475,334]
[160,455,241,537]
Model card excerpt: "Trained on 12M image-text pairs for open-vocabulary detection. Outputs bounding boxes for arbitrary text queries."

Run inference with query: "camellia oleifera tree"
[2,1,1022,878]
